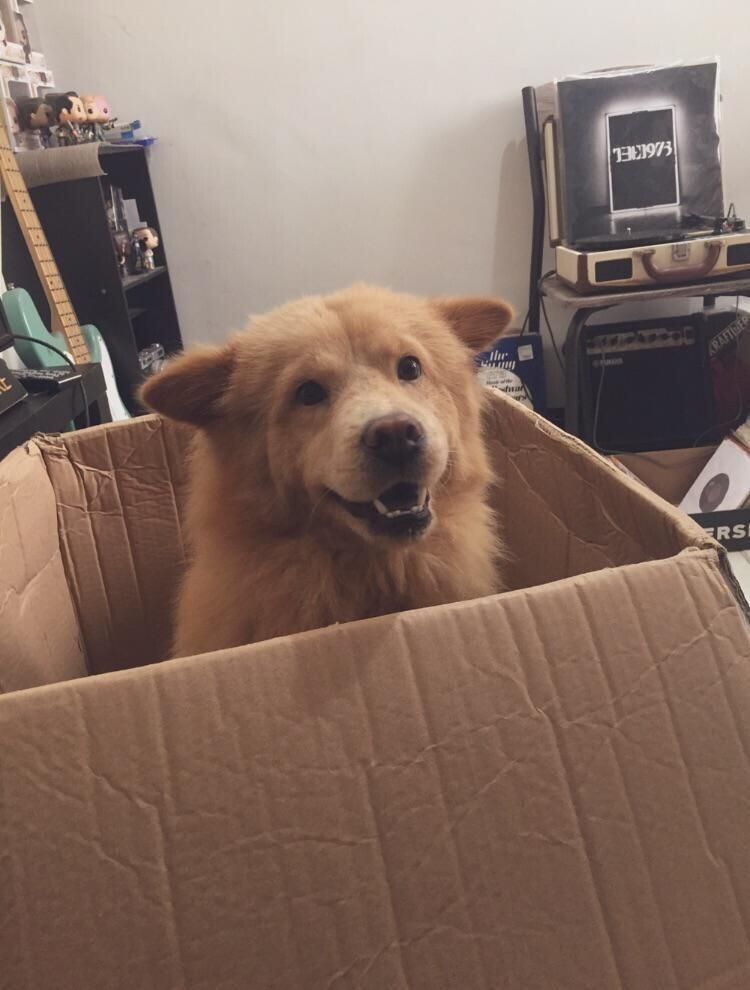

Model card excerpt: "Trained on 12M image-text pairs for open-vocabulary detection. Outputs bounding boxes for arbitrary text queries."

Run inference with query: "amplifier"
[581,314,725,451]
[0,357,27,418]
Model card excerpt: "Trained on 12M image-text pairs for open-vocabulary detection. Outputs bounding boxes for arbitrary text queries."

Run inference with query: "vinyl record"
[698,472,730,512]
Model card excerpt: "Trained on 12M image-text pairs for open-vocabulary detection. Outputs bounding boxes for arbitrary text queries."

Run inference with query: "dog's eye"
[295,380,328,406]
[397,356,422,381]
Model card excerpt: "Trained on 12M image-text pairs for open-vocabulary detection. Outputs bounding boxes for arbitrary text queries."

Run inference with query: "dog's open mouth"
[332,482,432,538]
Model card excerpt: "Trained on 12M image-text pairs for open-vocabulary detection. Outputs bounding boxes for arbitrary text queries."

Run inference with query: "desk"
[0,363,111,461]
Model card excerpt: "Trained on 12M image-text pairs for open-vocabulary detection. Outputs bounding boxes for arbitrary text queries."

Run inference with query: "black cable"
[537,270,564,372]
[8,333,90,429]
[514,308,534,406]
[539,292,565,373]
[591,345,621,455]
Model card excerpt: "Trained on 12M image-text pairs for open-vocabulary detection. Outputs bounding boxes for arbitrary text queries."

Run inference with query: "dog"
[141,285,512,657]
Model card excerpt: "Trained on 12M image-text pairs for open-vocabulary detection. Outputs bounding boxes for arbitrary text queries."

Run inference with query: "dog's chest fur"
[173,497,498,656]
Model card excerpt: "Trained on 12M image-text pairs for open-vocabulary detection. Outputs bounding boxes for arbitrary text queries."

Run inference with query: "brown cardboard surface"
[2,549,750,989]
[615,448,716,506]
[33,396,713,676]
[484,399,712,591]
[37,415,192,674]
[0,444,85,692]
[2,394,749,989]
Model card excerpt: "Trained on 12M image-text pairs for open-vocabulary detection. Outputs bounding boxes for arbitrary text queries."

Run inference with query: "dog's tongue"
[375,482,425,513]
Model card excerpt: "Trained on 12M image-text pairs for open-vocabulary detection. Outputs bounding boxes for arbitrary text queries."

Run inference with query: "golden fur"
[141,285,512,657]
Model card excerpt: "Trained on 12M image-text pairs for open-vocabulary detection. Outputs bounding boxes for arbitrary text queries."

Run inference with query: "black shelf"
[122,266,167,292]
[98,143,147,157]
[2,145,182,414]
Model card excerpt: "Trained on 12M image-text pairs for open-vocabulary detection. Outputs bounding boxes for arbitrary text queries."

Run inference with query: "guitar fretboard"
[0,118,90,364]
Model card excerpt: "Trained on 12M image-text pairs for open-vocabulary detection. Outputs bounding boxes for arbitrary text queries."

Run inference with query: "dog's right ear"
[432,296,514,353]
[139,345,235,426]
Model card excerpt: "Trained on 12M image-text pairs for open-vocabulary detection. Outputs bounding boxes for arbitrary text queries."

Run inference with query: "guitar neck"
[0,120,90,364]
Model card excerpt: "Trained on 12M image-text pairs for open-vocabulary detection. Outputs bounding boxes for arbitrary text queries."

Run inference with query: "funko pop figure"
[131,225,159,271]
[18,96,54,148]
[82,94,114,142]
[50,91,86,146]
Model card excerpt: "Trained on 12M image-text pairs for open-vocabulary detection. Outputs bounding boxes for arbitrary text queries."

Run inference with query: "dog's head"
[141,286,512,542]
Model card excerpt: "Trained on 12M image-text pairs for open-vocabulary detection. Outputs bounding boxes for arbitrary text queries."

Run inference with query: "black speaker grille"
[595,257,633,282]
[727,243,750,267]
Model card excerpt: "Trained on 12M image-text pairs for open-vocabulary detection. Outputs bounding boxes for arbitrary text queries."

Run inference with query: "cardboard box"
[679,437,750,515]
[615,446,750,551]
[3,394,750,989]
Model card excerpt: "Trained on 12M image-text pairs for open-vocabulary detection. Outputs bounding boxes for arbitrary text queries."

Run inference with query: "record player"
[531,60,750,292]
[556,225,750,292]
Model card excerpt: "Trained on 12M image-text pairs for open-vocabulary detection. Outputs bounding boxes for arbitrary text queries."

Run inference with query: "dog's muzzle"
[331,481,432,539]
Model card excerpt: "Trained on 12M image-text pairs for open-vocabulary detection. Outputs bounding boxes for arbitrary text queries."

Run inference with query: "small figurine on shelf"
[49,91,86,146]
[81,94,115,142]
[0,15,7,49]
[131,225,159,272]
[18,97,54,149]
[112,231,131,278]
[130,235,143,273]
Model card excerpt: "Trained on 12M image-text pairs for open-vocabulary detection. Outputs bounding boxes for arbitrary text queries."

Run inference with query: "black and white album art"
[607,107,678,212]
[557,61,723,247]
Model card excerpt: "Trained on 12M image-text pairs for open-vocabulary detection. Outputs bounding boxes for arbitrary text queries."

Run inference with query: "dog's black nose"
[362,414,425,465]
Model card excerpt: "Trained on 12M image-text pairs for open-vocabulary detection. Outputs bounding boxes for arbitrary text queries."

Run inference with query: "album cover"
[476,333,546,413]
[607,107,679,212]
[679,435,750,514]
[557,61,723,247]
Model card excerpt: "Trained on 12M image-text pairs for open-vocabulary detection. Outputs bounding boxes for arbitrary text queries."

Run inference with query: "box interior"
[0,391,709,690]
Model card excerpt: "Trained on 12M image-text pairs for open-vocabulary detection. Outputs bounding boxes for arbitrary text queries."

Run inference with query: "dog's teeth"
[374,489,429,521]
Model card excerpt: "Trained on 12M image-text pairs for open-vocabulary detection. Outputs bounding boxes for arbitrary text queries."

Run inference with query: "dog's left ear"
[433,296,514,352]
[139,345,235,427]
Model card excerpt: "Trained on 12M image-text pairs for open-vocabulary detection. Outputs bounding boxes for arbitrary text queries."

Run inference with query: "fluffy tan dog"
[141,285,512,657]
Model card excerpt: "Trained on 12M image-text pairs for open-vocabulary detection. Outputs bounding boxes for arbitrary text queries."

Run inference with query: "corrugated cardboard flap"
[483,395,716,590]
[35,398,723,676]
[2,547,750,989]
[36,415,192,673]
[0,442,85,693]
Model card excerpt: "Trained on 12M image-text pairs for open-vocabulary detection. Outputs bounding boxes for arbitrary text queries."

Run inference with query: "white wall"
[34,0,750,403]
